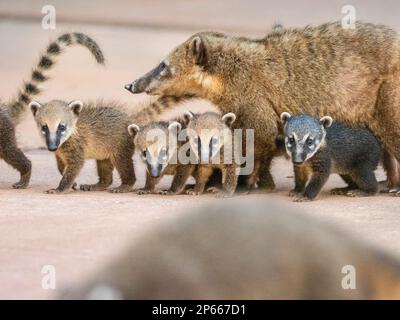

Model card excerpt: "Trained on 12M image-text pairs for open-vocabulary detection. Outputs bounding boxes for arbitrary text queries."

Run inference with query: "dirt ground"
[1,1,400,299]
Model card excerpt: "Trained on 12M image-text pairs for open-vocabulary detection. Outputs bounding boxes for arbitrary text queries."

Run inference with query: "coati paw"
[72,183,78,191]
[12,181,29,189]
[293,195,312,202]
[207,187,233,198]
[289,189,302,197]
[109,185,132,193]
[331,187,353,195]
[388,188,400,197]
[346,190,373,197]
[80,184,108,192]
[45,188,64,194]
[185,189,202,196]
[158,190,177,195]
[136,189,152,195]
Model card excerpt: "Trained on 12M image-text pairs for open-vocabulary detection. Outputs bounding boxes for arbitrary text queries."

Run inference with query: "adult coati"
[0,32,104,189]
[125,22,400,194]
[61,199,400,299]
[281,113,381,201]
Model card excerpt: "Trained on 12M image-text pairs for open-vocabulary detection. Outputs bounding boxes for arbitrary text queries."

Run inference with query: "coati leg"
[289,165,309,197]
[215,165,238,197]
[0,141,31,189]
[372,79,400,195]
[164,165,195,195]
[257,153,275,192]
[346,165,378,197]
[186,166,213,195]
[109,153,135,193]
[331,174,359,195]
[0,114,31,189]
[381,150,400,193]
[294,160,330,202]
[47,156,85,194]
[80,159,114,191]
[136,172,158,195]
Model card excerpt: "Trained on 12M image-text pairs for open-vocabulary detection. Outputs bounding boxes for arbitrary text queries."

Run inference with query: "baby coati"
[184,111,238,197]
[29,100,136,194]
[61,199,400,299]
[128,120,195,195]
[281,113,381,202]
[0,32,104,189]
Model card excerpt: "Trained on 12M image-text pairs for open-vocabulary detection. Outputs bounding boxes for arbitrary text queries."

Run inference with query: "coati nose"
[293,160,304,165]
[124,83,133,92]
[48,146,58,152]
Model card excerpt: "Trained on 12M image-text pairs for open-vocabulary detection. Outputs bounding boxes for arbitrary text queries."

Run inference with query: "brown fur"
[184,111,238,196]
[128,119,194,195]
[61,199,400,299]
[0,32,104,189]
[30,100,136,193]
[127,21,400,193]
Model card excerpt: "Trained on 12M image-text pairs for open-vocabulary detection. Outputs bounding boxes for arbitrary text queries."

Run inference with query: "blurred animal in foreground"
[62,200,400,299]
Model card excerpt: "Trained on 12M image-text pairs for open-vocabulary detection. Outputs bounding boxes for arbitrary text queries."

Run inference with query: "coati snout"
[30,100,83,151]
[281,112,332,165]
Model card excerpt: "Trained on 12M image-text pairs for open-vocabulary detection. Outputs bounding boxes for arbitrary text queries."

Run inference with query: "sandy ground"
[0,1,400,299]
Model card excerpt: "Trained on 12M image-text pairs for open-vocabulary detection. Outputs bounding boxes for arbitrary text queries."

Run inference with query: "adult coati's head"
[125,32,226,97]
[184,111,236,164]
[29,100,83,152]
[280,112,333,165]
[128,121,182,178]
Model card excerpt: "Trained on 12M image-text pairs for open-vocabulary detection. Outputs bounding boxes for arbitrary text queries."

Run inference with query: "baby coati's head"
[280,112,333,165]
[29,100,83,152]
[128,121,182,177]
[184,111,236,163]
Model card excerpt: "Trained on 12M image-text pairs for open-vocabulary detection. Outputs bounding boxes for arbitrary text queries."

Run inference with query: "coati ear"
[183,111,195,125]
[127,124,140,138]
[320,116,333,128]
[222,112,236,127]
[68,100,83,116]
[168,121,182,133]
[188,36,207,66]
[280,112,291,125]
[29,101,42,116]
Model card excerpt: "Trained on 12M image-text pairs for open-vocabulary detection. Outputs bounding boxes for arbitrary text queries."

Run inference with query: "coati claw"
[45,188,64,194]
[346,190,371,197]
[293,195,312,202]
[330,187,354,195]
[289,189,302,197]
[185,189,201,196]
[12,181,29,189]
[136,189,152,195]
[109,186,133,193]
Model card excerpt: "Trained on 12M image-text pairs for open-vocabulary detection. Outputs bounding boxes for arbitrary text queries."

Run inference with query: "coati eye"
[58,124,66,131]
[289,136,295,144]
[306,137,314,146]
[159,62,166,70]
[142,150,147,158]
[41,124,48,133]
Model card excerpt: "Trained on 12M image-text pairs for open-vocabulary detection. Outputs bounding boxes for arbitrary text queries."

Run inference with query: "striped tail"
[133,94,196,124]
[7,32,105,124]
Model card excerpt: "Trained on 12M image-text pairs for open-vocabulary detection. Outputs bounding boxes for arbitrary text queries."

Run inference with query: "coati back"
[183,111,238,196]
[30,100,136,194]
[125,21,400,194]
[128,119,194,195]
[61,199,400,299]
[281,113,381,201]
[0,32,104,189]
